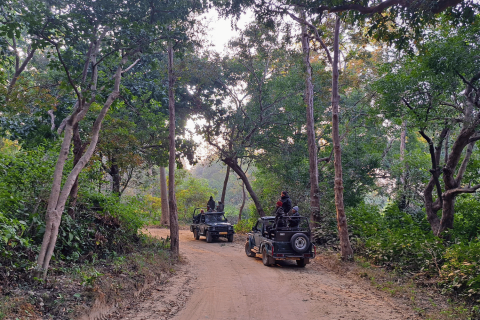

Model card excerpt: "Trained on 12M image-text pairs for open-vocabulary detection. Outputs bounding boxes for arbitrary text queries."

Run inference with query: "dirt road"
[117,229,416,320]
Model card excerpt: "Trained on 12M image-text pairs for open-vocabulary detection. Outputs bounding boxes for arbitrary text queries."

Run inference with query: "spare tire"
[290,233,310,254]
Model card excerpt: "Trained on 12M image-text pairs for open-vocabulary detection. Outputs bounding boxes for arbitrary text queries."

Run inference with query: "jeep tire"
[194,229,199,240]
[290,233,310,254]
[262,250,275,266]
[245,241,256,257]
[227,234,234,242]
[206,231,213,243]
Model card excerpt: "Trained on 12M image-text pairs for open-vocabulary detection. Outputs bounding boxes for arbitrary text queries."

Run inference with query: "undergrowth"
[314,194,480,318]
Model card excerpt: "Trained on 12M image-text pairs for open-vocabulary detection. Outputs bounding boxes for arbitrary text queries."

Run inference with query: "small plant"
[81,269,103,287]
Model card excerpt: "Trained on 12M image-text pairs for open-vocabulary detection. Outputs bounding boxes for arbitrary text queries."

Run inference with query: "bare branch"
[443,183,480,198]
[47,110,56,132]
[122,58,140,74]
[455,140,475,186]
[439,101,464,114]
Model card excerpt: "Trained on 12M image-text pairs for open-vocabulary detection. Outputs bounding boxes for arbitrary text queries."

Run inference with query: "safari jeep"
[190,208,234,243]
[244,216,315,267]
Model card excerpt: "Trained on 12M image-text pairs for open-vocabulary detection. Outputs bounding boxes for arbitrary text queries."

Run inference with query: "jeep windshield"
[205,214,227,223]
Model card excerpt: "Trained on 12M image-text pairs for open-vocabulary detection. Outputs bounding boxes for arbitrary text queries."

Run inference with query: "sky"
[198,9,254,54]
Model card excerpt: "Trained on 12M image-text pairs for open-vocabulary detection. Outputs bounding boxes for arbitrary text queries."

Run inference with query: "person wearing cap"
[291,206,299,216]
[289,206,300,227]
[274,200,285,216]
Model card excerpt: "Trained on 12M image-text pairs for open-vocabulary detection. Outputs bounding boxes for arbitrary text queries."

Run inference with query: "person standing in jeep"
[207,196,215,211]
[280,191,292,214]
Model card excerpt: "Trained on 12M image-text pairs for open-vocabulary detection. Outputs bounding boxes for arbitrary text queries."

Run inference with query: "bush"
[441,239,480,299]
[234,217,257,233]
[451,195,480,242]
[348,203,445,272]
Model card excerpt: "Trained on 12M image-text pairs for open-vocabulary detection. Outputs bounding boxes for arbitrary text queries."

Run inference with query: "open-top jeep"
[244,215,316,267]
[190,208,235,243]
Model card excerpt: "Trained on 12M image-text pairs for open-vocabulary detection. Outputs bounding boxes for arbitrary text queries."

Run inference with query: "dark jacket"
[207,197,215,211]
[281,195,292,214]
[217,203,224,212]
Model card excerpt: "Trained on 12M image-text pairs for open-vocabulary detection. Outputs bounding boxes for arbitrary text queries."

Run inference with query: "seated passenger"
[289,206,300,227]
[273,201,285,228]
[194,209,204,223]
[217,201,224,212]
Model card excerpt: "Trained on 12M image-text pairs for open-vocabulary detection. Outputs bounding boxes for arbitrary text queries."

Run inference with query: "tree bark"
[300,10,321,229]
[160,166,170,226]
[420,128,449,235]
[331,17,353,260]
[167,43,179,257]
[111,162,120,195]
[67,123,85,219]
[221,166,230,204]
[223,157,265,217]
[399,121,407,210]
[239,181,246,221]
[439,140,476,233]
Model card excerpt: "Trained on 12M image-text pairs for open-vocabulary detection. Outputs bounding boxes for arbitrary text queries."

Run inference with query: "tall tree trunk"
[67,123,85,219]
[223,157,265,217]
[238,181,246,221]
[444,130,450,164]
[399,120,407,210]
[167,43,179,257]
[159,166,170,226]
[299,10,321,229]
[221,166,230,204]
[331,17,353,260]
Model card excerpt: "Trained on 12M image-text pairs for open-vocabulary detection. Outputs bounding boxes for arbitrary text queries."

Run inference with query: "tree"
[331,17,354,260]
[201,22,303,217]
[374,17,480,236]
[167,41,180,257]
[30,0,202,276]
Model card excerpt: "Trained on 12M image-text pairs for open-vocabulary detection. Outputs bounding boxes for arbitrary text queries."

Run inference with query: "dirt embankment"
[109,229,417,320]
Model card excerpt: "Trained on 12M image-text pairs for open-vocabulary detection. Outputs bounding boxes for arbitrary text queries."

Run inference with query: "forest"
[1,0,480,318]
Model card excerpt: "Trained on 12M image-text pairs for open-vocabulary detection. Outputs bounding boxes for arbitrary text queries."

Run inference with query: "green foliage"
[441,240,480,298]
[451,194,480,242]
[349,203,444,272]
[348,201,480,300]
[175,170,218,221]
[234,216,257,233]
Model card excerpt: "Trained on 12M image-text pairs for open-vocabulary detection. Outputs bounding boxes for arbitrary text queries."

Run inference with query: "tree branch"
[443,183,480,198]
[286,11,333,65]
[419,130,444,207]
